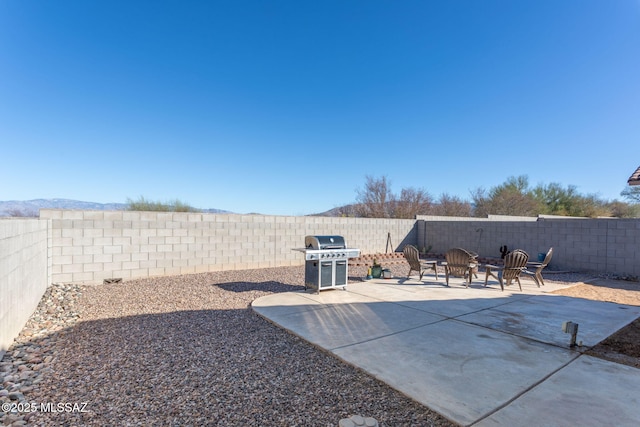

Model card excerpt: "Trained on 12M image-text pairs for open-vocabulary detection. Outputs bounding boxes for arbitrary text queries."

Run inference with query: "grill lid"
[305,235,346,250]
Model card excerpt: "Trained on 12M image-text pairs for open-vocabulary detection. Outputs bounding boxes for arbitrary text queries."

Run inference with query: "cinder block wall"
[40,210,416,284]
[417,216,640,277]
[3,211,639,357]
[0,218,50,356]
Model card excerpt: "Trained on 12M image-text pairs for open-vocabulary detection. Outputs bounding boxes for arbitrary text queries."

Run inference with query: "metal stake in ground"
[562,321,579,347]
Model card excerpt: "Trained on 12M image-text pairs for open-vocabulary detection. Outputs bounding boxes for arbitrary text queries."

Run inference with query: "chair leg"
[536,271,545,286]
[445,269,450,287]
[531,274,541,287]
[484,267,500,288]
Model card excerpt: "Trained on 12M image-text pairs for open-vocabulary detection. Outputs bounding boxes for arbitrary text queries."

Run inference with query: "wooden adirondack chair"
[442,247,477,287]
[484,249,529,291]
[403,245,438,281]
[523,247,553,287]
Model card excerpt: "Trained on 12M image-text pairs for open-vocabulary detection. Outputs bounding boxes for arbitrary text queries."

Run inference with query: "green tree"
[354,175,638,219]
[532,182,579,215]
[126,196,199,212]
[531,183,612,217]
[472,176,541,217]
[568,194,610,218]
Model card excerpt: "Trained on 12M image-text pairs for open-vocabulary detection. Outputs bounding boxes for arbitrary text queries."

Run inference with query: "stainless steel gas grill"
[293,235,361,293]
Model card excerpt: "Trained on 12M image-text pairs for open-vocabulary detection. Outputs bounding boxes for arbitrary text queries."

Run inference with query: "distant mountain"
[0,199,231,217]
[0,199,126,217]
[201,208,233,214]
[310,204,360,217]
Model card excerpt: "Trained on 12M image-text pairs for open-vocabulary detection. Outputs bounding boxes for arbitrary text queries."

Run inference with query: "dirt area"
[550,276,640,368]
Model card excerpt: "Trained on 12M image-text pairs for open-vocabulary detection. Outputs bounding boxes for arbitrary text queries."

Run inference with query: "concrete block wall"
[419,218,548,259]
[417,216,640,277]
[3,211,639,357]
[0,218,50,356]
[40,210,416,284]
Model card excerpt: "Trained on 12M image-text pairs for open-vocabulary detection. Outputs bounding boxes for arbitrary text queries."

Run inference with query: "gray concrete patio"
[252,275,640,427]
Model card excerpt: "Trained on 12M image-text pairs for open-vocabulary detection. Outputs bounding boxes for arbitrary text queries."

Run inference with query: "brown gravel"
[2,265,639,427]
[5,266,455,427]
[548,274,640,368]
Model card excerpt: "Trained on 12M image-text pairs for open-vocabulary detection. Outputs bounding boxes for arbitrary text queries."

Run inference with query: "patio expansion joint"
[469,352,583,426]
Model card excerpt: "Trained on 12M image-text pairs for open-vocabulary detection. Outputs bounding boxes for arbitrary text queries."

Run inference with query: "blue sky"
[1,1,639,215]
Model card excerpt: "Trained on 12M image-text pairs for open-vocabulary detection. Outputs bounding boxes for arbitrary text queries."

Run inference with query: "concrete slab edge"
[251,305,462,426]
[469,353,583,426]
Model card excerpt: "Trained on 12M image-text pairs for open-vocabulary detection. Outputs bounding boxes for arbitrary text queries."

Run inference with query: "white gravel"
[2,265,456,427]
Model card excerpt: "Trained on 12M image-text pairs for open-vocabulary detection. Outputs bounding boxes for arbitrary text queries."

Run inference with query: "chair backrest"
[502,249,529,281]
[403,245,421,270]
[541,247,553,267]
[445,248,475,277]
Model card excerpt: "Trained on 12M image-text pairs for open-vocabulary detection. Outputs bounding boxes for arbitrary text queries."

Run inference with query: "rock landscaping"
[2,262,637,426]
[1,265,453,427]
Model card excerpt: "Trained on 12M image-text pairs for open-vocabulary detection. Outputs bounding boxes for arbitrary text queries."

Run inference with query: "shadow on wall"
[396,222,418,252]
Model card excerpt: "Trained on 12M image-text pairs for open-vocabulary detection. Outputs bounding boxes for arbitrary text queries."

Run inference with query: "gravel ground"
[2,265,457,427]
